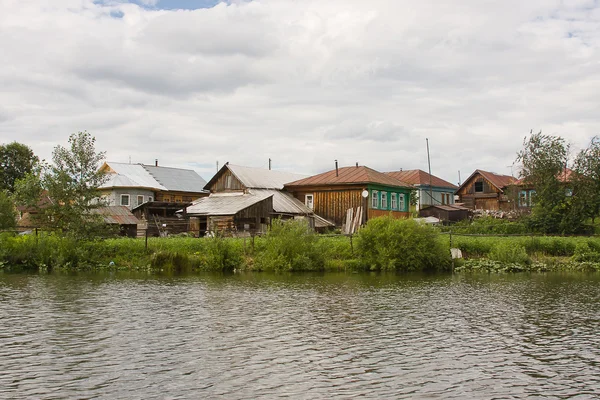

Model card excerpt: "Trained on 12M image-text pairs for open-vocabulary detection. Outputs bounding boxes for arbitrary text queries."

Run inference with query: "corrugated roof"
[143,165,207,193]
[185,192,273,216]
[285,166,412,188]
[385,169,458,189]
[249,189,313,215]
[313,213,335,228]
[225,164,306,189]
[91,206,140,225]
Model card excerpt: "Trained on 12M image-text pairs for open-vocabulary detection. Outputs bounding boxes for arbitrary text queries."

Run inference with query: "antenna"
[216,161,219,172]
[426,138,433,210]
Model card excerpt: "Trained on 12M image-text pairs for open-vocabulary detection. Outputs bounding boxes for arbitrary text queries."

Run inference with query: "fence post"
[349,234,354,257]
[145,228,148,251]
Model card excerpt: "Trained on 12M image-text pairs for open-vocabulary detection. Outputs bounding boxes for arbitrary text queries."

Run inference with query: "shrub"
[489,242,531,265]
[254,219,324,271]
[203,236,243,272]
[572,242,600,263]
[355,216,450,271]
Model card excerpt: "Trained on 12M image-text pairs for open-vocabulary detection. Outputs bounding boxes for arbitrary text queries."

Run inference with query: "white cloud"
[1,0,600,184]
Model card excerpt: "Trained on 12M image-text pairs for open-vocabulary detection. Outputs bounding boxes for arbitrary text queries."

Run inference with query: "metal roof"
[185,192,273,216]
[285,166,412,189]
[385,169,458,189]
[207,164,307,190]
[249,189,313,215]
[144,165,207,193]
[100,162,166,190]
[457,169,515,193]
[90,206,140,225]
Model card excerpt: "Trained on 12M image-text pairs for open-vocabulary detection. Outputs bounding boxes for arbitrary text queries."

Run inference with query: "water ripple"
[1,272,599,399]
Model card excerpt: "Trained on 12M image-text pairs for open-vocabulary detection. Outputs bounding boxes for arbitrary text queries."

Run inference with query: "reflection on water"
[1,271,599,399]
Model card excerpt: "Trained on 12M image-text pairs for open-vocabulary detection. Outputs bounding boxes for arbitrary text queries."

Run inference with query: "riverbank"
[1,229,600,273]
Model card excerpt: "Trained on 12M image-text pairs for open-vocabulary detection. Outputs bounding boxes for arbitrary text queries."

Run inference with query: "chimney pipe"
[269,158,271,170]
[155,159,158,167]
[356,162,358,168]
[335,160,339,177]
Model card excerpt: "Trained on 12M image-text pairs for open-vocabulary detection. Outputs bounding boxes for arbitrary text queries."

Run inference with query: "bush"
[254,219,324,271]
[489,242,531,265]
[355,216,450,271]
[572,242,600,263]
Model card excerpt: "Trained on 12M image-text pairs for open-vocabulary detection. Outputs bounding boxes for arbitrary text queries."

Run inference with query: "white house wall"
[100,188,155,210]
[417,187,455,208]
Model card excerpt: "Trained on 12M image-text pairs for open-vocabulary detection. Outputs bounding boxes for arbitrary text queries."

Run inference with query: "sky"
[2,0,600,185]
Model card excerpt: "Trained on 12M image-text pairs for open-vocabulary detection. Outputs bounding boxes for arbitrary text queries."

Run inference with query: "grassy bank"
[1,218,600,273]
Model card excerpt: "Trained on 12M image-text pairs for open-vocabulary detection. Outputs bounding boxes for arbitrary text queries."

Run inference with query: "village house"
[284,164,413,228]
[185,163,333,236]
[455,169,515,211]
[98,161,208,236]
[385,169,458,210]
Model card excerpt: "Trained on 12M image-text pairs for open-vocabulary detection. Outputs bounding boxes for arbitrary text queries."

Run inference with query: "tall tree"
[0,142,39,193]
[14,131,110,238]
[0,190,17,230]
[516,131,573,233]
[570,136,600,224]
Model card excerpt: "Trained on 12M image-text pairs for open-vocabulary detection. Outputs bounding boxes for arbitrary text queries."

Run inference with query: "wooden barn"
[185,192,274,236]
[284,164,413,227]
[455,170,515,211]
[188,163,334,235]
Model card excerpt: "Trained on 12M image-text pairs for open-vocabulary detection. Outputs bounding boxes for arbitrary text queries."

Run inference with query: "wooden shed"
[455,170,515,211]
[284,165,413,227]
[419,204,470,222]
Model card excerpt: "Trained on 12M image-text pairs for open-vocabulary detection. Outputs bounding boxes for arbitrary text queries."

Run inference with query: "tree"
[14,131,111,238]
[0,142,39,193]
[0,190,17,230]
[570,136,600,224]
[515,131,574,233]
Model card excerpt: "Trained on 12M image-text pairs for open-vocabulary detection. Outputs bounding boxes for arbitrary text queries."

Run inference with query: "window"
[391,193,397,210]
[474,181,484,193]
[148,196,153,202]
[519,190,527,207]
[305,194,314,209]
[137,195,144,206]
[399,194,405,211]
[120,194,130,206]
[441,193,446,205]
[381,192,388,209]
[371,190,378,209]
[447,194,451,204]
[529,190,536,206]
[225,174,232,189]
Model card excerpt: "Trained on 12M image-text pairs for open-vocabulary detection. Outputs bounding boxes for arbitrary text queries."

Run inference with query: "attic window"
[225,175,232,189]
[474,181,484,193]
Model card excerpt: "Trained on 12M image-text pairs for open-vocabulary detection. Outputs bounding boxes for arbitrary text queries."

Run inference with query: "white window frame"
[371,190,378,209]
[391,193,397,210]
[148,196,153,202]
[381,192,388,209]
[305,194,314,209]
[399,193,405,211]
[120,194,130,206]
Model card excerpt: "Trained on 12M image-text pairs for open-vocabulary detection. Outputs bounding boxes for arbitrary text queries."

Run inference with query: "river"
[1,271,599,399]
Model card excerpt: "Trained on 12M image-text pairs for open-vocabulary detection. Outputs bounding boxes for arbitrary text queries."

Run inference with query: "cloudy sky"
[2,0,599,185]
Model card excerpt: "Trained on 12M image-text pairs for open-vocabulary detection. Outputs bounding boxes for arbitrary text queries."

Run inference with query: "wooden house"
[455,170,515,210]
[98,161,208,209]
[284,165,413,227]
[385,169,458,210]
[185,163,333,236]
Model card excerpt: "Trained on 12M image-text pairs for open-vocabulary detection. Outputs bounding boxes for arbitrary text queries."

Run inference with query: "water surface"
[1,271,599,399]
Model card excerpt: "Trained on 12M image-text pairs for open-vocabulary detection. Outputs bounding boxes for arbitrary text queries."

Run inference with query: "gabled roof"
[513,168,574,185]
[457,169,515,193]
[185,192,272,216]
[99,162,207,193]
[285,166,412,188]
[204,163,306,190]
[385,169,458,189]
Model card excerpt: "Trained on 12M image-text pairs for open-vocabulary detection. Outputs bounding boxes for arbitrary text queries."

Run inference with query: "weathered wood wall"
[209,170,245,192]
[368,209,410,220]
[155,191,208,203]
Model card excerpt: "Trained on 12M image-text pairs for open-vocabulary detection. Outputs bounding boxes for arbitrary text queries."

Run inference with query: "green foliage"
[202,236,243,271]
[254,219,325,271]
[489,242,530,265]
[0,190,17,229]
[356,216,450,271]
[570,136,600,225]
[443,217,528,235]
[13,132,109,239]
[572,242,600,263]
[0,142,39,193]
